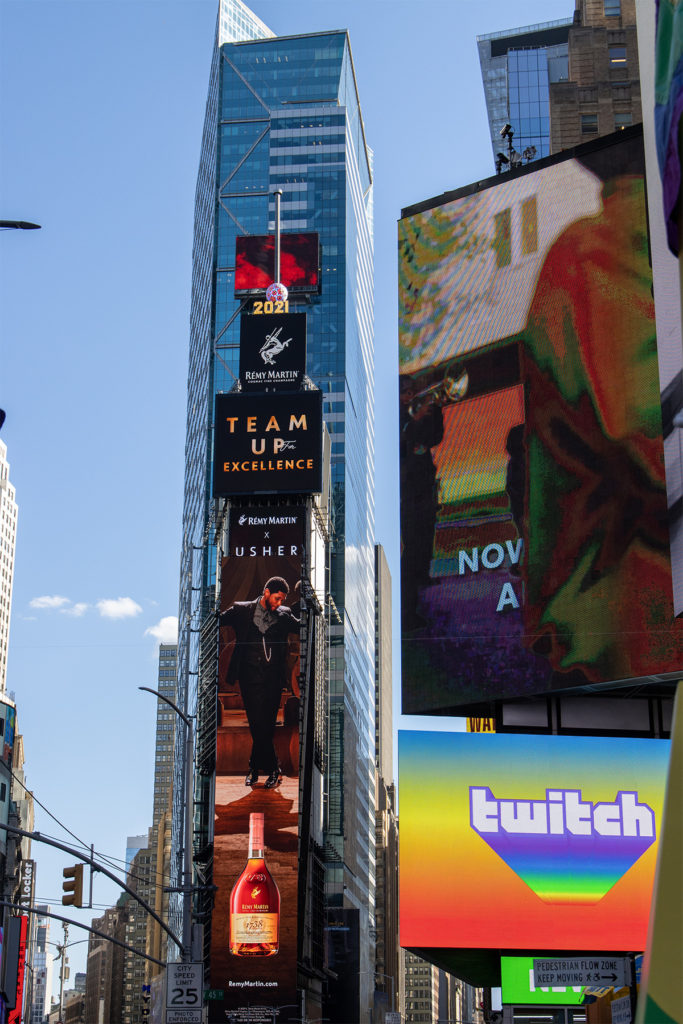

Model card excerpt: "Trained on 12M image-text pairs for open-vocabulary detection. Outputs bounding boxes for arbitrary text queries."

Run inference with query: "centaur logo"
[470,786,656,904]
[260,325,292,365]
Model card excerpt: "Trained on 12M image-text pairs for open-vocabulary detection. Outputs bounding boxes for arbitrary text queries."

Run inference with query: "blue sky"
[2,0,572,988]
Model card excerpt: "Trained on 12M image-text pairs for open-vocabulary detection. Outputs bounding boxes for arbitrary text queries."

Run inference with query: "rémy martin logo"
[260,326,291,365]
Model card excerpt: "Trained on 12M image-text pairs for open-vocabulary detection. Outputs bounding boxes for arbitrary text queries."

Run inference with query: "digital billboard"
[7,916,28,1024]
[500,957,584,1007]
[240,313,307,391]
[213,390,323,497]
[399,731,669,954]
[235,233,320,295]
[399,128,683,714]
[209,506,304,1024]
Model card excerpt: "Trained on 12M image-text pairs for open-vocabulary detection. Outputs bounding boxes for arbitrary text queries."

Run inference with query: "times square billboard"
[399,126,683,714]
[234,233,320,296]
[209,505,304,1024]
[213,390,323,497]
[399,731,669,957]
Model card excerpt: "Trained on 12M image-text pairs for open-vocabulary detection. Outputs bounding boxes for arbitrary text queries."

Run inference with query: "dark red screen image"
[234,233,320,295]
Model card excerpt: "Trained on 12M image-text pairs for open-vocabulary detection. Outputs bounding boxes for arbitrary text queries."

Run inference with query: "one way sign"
[533,957,630,990]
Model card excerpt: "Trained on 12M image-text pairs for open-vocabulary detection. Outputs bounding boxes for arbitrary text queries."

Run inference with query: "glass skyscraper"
[174,0,376,1014]
[477,19,572,164]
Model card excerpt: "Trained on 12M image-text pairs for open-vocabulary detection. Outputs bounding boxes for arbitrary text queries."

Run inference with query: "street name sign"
[166,962,203,1024]
[533,957,629,989]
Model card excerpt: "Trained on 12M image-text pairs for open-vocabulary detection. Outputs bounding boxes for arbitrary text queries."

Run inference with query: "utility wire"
[8,766,174,889]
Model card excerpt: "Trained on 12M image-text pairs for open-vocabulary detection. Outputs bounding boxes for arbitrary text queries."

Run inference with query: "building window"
[581,113,599,134]
[615,111,632,130]
[609,45,627,64]
[604,0,621,14]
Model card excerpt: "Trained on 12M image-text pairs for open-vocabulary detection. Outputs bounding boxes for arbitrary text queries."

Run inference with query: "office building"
[121,847,153,1024]
[145,643,177,973]
[218,0,273,42]
[478,19,572,165]
[373,545,399,1022]
[402,951,482,1024]
[478,3,642,173]
[29,906,53,1024]
[175,0,376,1015]
[124,834,146,878]
[84,905,125,1024]
[0,440,18,693]
[549,0,641,151]
[152,643,177,829]
[402,953,443,1024]
[120,644,179,1009]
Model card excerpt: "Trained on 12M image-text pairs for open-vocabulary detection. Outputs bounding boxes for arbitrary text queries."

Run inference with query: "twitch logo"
[469,786,656,904]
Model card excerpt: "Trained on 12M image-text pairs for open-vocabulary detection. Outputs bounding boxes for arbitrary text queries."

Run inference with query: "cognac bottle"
[229,812,280,956]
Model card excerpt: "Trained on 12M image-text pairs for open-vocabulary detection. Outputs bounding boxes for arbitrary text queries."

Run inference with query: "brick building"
[549,0,641,151]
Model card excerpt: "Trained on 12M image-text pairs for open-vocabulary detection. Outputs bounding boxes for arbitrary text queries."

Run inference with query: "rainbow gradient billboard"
[399,127,683,714]
[399,731,669,953]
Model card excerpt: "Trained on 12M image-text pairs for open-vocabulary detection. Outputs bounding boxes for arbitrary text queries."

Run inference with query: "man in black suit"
[219,576,299,788]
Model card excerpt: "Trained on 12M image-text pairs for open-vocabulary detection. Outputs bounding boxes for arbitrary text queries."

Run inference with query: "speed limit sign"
[166,962,203,1023]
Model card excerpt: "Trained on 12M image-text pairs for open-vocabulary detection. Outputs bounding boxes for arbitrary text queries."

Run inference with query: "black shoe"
[245,769,258,787]
[264,768,282,789]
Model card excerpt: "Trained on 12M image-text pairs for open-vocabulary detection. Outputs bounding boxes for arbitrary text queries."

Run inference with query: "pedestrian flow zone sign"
[533,957,630,989]
[166,962,203,1024]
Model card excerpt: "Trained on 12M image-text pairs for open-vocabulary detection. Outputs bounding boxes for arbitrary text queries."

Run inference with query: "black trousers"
[239,675,282,773]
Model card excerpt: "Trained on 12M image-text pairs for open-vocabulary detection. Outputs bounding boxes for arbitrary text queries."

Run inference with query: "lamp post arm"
[138,686,192,728]
[138,685,194,961]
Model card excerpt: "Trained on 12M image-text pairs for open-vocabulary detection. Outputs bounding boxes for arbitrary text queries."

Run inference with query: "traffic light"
[61,864,83,907]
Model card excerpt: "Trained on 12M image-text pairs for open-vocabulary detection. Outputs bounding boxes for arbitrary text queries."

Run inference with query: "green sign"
[501,957,585,1006]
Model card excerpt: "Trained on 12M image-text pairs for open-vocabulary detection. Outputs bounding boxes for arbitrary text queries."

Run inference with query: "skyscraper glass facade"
[477,20,571,165]
[175,4,376,1008]
[218,0,273,44]
[507,48,552,157]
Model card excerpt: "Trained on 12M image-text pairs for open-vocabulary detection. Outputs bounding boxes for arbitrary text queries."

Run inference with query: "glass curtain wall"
[175,22,376,1013]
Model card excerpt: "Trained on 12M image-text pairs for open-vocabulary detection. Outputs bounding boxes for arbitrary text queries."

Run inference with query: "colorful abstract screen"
[399,731,669,952]
[399,129,683,713]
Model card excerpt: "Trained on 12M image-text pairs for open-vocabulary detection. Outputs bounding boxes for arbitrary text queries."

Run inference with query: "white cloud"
[29,595,70,610]
[60,603,88,618]
[96,597,143,620]
[145,616,178,644]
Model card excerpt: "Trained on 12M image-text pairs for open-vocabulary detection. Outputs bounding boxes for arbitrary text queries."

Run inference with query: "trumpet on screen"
[408,362,469,418]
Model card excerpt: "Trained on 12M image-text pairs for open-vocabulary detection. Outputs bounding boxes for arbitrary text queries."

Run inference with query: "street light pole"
[375,972,396,1013]
[57,922,68,1022]
[139,686,194,962]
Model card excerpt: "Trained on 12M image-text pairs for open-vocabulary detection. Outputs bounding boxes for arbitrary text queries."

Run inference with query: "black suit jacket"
[219,598,298,688]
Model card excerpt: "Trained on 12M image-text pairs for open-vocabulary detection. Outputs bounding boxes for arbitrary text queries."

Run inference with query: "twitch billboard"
[399,127,683,713]
[399,731,669,954]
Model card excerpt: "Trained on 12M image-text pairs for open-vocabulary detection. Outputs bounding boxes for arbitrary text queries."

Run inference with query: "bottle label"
[232,913,278,944]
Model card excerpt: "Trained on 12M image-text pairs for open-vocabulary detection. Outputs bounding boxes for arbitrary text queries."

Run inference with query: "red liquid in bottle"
[229,812,280,956]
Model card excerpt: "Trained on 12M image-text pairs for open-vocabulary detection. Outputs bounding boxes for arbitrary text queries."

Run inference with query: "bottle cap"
[249,812,265,850]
